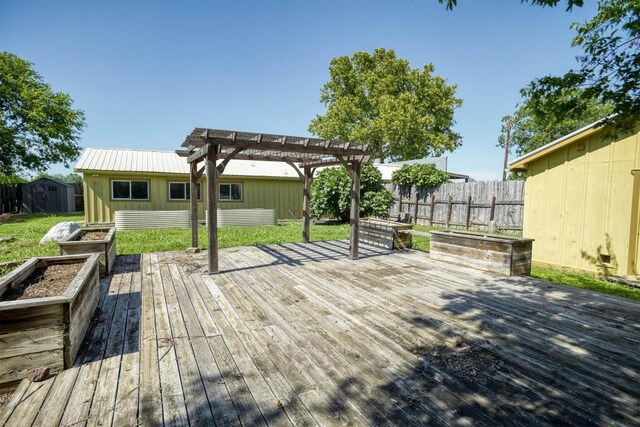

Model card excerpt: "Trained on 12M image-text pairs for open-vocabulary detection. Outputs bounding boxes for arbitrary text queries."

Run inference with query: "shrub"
[311,163,394,221]
[391,163,449,188]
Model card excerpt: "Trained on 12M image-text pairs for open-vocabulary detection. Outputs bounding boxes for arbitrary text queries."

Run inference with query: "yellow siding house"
[75,148,303,223]
[510,120,640,277]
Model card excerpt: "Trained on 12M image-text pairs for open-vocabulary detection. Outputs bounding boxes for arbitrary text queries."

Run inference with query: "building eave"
[508,118,607,171]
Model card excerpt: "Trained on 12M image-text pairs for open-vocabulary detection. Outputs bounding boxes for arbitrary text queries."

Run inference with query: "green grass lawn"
[0,213,85,263]
[1,213,638,301]
[117,222,349,255]
[531,265,640,301]
[0,213,349,261]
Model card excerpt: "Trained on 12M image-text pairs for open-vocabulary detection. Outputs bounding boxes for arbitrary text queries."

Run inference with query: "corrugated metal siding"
[115,210,190,230]
[523,128,640,275]
[82,173,303,223]
[216,209,276,227]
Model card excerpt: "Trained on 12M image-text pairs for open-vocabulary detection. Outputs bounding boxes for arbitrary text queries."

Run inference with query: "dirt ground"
[421,335,503,385]
[80,230,108,241]
[0,392,11,415]
[0,262,84,301]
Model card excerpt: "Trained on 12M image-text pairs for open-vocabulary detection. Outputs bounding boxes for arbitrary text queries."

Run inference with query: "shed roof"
[27,177,74,187]
[509,118,605,170]
[75,148,300,178]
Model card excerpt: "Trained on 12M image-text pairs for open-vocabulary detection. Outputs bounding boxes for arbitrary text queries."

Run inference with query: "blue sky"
[1,0,598,180]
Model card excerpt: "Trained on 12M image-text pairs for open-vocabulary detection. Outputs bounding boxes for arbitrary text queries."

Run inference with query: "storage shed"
[21,177,76,213]
[510,120,639,277]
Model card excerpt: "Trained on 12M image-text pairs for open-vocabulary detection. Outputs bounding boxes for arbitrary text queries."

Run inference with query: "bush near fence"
[385,180,524,234]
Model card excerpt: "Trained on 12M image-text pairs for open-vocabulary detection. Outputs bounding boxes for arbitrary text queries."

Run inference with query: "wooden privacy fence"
[385,180,525,233]
[0,185,20,214]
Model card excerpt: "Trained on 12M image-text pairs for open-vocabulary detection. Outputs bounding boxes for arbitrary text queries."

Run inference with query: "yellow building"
[75,148,304,223]
[510,121,640,277]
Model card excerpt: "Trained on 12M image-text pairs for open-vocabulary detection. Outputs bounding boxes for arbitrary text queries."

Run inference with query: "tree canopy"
[0,52,85,177]
[499,88,613,157]
[526,0,639,132]
[440,0,585,11]
[391,163,450,188]
[309,48,462,163]
[442,0,639,132]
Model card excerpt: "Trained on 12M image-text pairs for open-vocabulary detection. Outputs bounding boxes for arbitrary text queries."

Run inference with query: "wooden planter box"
[58,227,116,277]
[0,254,100,392]
[359,219,413,250]
[430,230,534,276]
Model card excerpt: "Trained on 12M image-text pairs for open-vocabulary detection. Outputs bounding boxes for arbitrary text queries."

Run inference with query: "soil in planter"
[80,230,108,241]
[1,262,84,301]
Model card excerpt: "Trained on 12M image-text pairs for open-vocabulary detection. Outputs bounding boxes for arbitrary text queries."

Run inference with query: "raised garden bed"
[0,254,100,392]
[430,230,533,276]
[58,227,116,277]
[359,218,413,250]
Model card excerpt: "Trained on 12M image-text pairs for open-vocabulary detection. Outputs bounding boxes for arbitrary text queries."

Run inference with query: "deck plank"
[139,253,163,426]
[86,255,134,427]
[2,242,639,427]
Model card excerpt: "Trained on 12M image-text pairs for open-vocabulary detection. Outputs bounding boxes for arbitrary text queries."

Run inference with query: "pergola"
[176,128,372,274]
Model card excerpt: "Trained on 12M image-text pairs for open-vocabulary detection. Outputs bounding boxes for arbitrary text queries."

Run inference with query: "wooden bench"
[359,219,413,250]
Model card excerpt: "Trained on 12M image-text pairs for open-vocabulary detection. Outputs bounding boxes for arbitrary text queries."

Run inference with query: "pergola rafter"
[177,127,372,274]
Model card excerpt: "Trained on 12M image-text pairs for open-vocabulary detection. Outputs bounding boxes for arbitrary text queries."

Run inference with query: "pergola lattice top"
[178,128,371,168]
[178,127,370,274]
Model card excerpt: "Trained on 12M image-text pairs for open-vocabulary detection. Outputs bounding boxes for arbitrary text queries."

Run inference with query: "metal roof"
[509,117,607,170]
[75,148,301,178]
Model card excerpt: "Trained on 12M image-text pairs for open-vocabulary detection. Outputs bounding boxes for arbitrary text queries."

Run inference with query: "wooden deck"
[1,241,639,426]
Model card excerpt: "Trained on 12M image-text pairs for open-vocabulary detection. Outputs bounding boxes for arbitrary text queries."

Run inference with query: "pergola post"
[189,161,199,249]
[206,145,218,274]
[349,162,361,260]
[302,167,312,243]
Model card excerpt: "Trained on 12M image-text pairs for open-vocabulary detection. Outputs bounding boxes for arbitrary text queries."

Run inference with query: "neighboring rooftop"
[75,148,471,181]
[75,147,301,178]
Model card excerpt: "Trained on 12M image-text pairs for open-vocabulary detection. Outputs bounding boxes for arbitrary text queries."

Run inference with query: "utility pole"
[502,118,512,181]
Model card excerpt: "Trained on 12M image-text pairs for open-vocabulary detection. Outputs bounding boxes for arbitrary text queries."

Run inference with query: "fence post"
[445,195,453,228]
[429,194,435,226]
[490,195,496,221]
[412,185,419,225]
[398,185,403,218]
[465,195,472,229]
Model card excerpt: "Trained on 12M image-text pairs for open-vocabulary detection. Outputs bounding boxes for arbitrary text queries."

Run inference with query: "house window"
[219,183,242,201]
[169,182,201,200]
[112,180,149,200]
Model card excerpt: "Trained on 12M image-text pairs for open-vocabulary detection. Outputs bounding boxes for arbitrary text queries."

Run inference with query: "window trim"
[168,181,202,201]
[111,179,150,201]
[218,183,243,202]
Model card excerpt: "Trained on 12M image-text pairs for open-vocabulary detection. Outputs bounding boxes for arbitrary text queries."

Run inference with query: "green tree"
[0,52,85,177]
[442,0,638,131]
[499,89,613,157]
[525,0,639,132]
[310,163,395,221]
[441,0,585,10]
[309,48,462,162]
[391,163,450,188]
